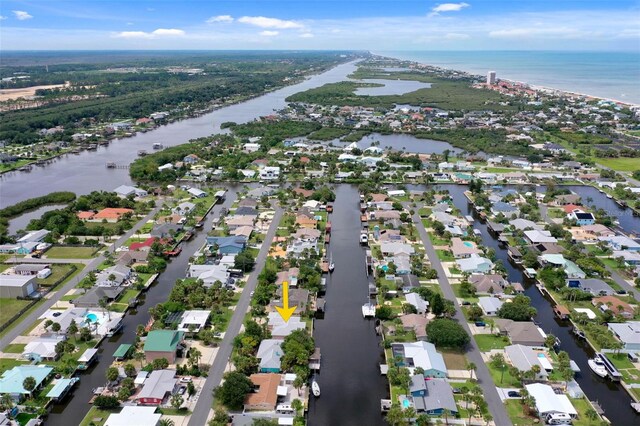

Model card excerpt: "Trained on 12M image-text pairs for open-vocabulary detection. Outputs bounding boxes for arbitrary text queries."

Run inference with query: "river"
[431,184,640,425]
[46,187,237,426]
[308,185,387,426]
[0,60,360,209]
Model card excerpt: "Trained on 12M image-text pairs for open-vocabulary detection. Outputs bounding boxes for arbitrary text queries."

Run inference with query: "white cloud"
[207,15,234,24]
[432,2,470,13]
[260,30,279,37]
[0,15,6,20]
[300,33,314,38]
[13,10,33,20]
[238,16,303,29]
[113,28,185,39]
[444,32,470,40]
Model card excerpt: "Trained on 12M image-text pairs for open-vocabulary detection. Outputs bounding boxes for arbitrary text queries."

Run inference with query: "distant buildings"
[487,71,497,85]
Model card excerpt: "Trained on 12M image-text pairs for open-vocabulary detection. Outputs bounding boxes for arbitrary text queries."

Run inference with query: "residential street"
[412,210,513,426]
[0,204,162,351]
[188,206,284,426]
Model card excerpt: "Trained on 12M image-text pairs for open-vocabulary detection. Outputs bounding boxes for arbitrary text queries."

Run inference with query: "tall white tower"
[487,71,496,85]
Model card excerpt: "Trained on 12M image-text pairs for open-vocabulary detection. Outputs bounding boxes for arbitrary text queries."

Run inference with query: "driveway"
[188,206,284,426]
[412,209,513,426]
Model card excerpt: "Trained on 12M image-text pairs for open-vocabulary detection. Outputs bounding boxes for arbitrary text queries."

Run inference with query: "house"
[456,255,493,274]
[555,194,582,205]
[508,218,543,232]
[380,242,415,256]
[13,264,50,277]
[48,307,123,337]
[525,383,577,418]
[172,202,196,215]
[257,339,284,373]
[273,288,309,312]
[598,235,640,251]
[235,206,259,217]
[566,278,614,296]
[276,268,300,288]
[144,330,184,363]
[136,369,178,406]
[568,211,596,226]
[96,265,131,287]
[406,376,458,415]
[114,185,148,198]
[613,250,640,266]
[608,322,640,350]
[592,296,634,318]
[187,188,207,198]
[73,286,124,308]
[17,229,50,243]
[538,254,586,279]
[244,373,280,411]
[491,202,519,217]
[0,275,38,298]
[478,297,503,316]
[470,274,508,294]
[400,314,430,340]
[295,214,317,229]
[105,406,162,426]
[226,215,256,230]
[116,250,149,266]
[505,345,549,380]
[267,312,306,339]
[405,293,429,314]
[259,166,281,180]
[450,238,480,258]
[0,242,39,254]
[91,208,134,223]
[22,335,66,362]
[188,264,230,287]
[495,319,546,346]
[293,228,321,241]
[150,223,182,239]
[524,230,557,244]
[0,365,54,401]
[206,236,248,255]
[238,198,259,209]
[177,310,210,333]
[391,341,447,377]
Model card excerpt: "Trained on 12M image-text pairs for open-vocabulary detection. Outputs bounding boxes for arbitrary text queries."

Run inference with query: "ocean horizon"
[377,50,640,105]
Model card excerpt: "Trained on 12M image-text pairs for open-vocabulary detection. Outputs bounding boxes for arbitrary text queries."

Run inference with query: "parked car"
[177,385,187,395]
[474,321,486,327]
[179,377,192,383]
[508,391,521,398]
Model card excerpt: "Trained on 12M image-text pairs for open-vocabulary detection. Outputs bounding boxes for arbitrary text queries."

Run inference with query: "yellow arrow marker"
[275,280,296,322]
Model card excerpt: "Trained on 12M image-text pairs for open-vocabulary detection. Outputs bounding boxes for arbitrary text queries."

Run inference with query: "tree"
[23,376,36,398]
[51,322,61,333]
[430,293,445,316]
[79,326,92,342]
[497,294,537,321]
[67,319,79,342]
[0,394,13,411]
[467,305,484,321]
[189,347,202,368]
[93,395,120,409]
[171,393,184,410]
[134,351,146,368]
[124,363,137,377]
[385,403,408,426]
[376,305,394,321]
[215,371,253,410]
[187,381,196,398]
[118,386,132,401]
[234,250,256,272]
[106,366,119,385]
[159,420,175,426]
[152,357,169,370]
[544,334,557,349]
[490,353,507,384]
[292,398,303,415]
[426,319,470,349]
[466,362,477,381]
[44,319,53,331]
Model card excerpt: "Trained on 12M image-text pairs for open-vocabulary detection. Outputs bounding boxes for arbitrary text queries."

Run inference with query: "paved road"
[188,206,284,426]
[412,210,512,426]
[0,205,161,351]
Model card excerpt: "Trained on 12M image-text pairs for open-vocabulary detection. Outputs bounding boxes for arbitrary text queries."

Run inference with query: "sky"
[1,0,639,50]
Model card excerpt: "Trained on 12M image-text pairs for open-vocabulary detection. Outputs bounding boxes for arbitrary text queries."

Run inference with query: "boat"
[137,150,148,156]
[311,379,321,397]
[606,194,613,199]
[328,253,334,273]
[588,357,608,378]
[631,402,640,414]
[572,327,586,340]
[152,143,163,150]
[360,232,369,245]
[362,302,376,318]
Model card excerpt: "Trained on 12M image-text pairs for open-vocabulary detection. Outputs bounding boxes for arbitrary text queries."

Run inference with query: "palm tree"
[158,419,175,426]
[134,351,145,368]
[466,362,477,381]
[188,347,202,368]
[484,413,493,426]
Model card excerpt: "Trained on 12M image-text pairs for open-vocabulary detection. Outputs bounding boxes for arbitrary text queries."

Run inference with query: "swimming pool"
[463,241,474,248]
[402,399,410,408]
[85,313,98,323]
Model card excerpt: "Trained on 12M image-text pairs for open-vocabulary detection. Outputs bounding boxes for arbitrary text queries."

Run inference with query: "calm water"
[352,78,431,96]
[308,185,387,426]
[431,184,640,425]
[378,51,640,104]
[46,187,238,426]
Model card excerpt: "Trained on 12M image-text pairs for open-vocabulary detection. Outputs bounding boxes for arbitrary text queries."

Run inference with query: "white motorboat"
[588,357,608,378]
[360,233,369,245]
[328,253,335,273]
[311,380,321,397]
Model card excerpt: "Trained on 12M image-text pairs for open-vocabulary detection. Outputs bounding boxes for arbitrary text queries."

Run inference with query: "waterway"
[308,185,387,426]
[431,184,640,425]
[352,78,431,96]
[46,187,237,426]
[0,60,359,208]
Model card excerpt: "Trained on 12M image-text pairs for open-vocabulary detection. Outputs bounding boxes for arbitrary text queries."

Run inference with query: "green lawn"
[436,249,455,262]
[4,343,26,353]
[596,157,640,172]
[38,263,81,286]
[504,399,537,426]
[46,246,98,259]
[429,235,450,246]
[0,358,28,375]
[0,298,31,328]
[79,407,121,426]
[474,334,509,352]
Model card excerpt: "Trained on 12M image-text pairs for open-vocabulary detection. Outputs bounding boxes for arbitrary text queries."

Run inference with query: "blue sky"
[1,1,639,50]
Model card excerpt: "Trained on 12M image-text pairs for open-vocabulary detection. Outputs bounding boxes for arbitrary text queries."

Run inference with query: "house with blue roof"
[405,376,458,416]
[206,236,247,255]
[0,365,53,401]
[490,202,520,217]
[391,341,447,378]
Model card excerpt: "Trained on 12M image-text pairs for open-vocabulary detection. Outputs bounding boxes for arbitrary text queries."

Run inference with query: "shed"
[113,344,133,360]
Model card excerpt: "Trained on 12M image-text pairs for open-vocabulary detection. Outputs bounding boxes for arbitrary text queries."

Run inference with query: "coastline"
[375,51,640,108]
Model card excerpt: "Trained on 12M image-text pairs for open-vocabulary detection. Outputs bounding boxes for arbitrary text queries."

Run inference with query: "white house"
[525,383,577,418]
[187,188,207,198]
[478,296,503,316]
[405,293,429,314]
[260,166,281,180]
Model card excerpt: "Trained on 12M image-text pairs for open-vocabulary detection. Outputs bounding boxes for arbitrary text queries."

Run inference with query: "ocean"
[376,51,640,105]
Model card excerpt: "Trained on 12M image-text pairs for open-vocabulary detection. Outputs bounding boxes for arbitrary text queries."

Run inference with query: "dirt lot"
[0,83,67,101]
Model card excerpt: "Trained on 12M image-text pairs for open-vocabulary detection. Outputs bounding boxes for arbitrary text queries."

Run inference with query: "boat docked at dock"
[362,302,376,318]
[152,143,163,149]
[588,357,608,378]
[311,379,321,397]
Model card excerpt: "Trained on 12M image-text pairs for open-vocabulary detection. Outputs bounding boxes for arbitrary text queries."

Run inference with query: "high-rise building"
[487,71,496,85]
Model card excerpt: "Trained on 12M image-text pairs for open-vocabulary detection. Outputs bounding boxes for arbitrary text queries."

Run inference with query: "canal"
[308,185,387,426]
[46,187,237,426]
[434,183,640,425]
